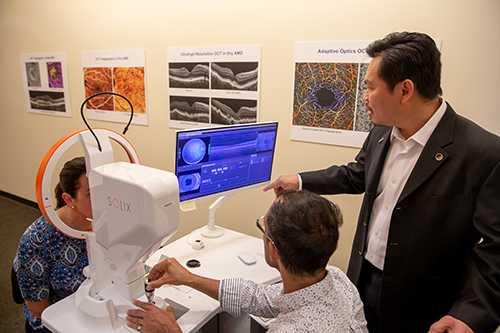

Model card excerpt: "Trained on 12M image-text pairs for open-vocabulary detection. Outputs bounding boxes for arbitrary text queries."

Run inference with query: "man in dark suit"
[264,32,500,333]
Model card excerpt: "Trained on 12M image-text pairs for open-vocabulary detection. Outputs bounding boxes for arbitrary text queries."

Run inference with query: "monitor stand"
[201,193,233,238]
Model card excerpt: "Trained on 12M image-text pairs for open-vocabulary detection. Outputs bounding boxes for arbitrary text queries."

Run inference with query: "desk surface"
[43,227,281,333]
[148,226,281,283]
[148,227,281,332]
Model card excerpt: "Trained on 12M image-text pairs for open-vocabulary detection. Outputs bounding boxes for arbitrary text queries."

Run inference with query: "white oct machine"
[38,128,180,332]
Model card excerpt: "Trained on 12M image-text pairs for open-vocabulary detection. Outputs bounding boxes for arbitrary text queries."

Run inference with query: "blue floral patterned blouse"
[14,215,88,330]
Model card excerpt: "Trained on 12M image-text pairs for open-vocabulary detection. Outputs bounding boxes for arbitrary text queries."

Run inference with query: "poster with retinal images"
[167,45,261,129]
[291,39,440,149]
[20,52,72,117]
[291,41,373,149]
[81,49,148,126]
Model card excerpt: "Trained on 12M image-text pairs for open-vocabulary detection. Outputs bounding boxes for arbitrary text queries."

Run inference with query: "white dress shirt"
[365,100,447,270]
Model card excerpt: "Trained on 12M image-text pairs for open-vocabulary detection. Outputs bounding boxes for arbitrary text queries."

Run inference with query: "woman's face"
[72,174,93,219]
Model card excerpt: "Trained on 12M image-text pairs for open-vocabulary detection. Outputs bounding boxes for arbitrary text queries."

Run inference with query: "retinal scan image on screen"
[175,122,278,202]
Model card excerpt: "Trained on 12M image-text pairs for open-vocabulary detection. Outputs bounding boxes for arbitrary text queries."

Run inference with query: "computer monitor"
[175,121,278,237]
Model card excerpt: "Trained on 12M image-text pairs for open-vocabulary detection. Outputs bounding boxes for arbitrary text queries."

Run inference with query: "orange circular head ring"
[35,129,139,239]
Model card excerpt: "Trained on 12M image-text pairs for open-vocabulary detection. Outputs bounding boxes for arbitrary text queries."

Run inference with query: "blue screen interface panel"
[175,122,278,202]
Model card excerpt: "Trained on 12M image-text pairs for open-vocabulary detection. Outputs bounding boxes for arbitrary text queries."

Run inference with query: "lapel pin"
[378,137,384,144]
[435,153,443,161]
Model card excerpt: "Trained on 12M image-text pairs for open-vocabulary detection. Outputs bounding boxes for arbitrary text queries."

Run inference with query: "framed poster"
[20,53,71,117]
[167,45,261,129]
[82,49,148,125]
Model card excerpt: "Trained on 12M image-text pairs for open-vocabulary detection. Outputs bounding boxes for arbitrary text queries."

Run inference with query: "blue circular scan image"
[178,173,201,193]
[182,138,207,165]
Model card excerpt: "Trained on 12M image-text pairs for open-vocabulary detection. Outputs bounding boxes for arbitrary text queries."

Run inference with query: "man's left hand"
[127,300,181,333]
[429,315,474,333]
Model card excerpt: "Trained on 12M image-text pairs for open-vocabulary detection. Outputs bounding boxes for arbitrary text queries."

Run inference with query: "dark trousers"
[357,258,383,333]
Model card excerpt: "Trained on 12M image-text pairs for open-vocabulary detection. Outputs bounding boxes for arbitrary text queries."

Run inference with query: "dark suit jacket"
[301,104,500,332]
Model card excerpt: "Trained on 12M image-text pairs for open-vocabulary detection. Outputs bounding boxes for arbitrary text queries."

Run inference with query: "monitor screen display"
[175,122,278,202]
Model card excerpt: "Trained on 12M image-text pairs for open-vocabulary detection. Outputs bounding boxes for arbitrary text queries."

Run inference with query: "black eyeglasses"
[256,215,279,253]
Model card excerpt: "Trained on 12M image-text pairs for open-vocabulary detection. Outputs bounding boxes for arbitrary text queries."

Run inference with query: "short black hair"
[366,31,442,100]
[266,190,343,276]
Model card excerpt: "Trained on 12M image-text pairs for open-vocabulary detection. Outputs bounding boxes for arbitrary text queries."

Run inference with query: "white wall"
[1,0,499,272]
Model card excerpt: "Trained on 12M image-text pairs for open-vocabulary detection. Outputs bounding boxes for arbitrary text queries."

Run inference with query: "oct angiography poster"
[291,41,373,148]
[20,53,72,117]
[81,49,148,126]
[167,45,261,129]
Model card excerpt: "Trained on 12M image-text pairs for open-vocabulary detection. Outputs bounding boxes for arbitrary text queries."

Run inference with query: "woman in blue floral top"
[14,157,91,332]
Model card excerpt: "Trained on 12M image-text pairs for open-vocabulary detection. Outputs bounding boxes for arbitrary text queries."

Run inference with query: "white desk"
[42,227,281,333]
[147,227,281,332]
